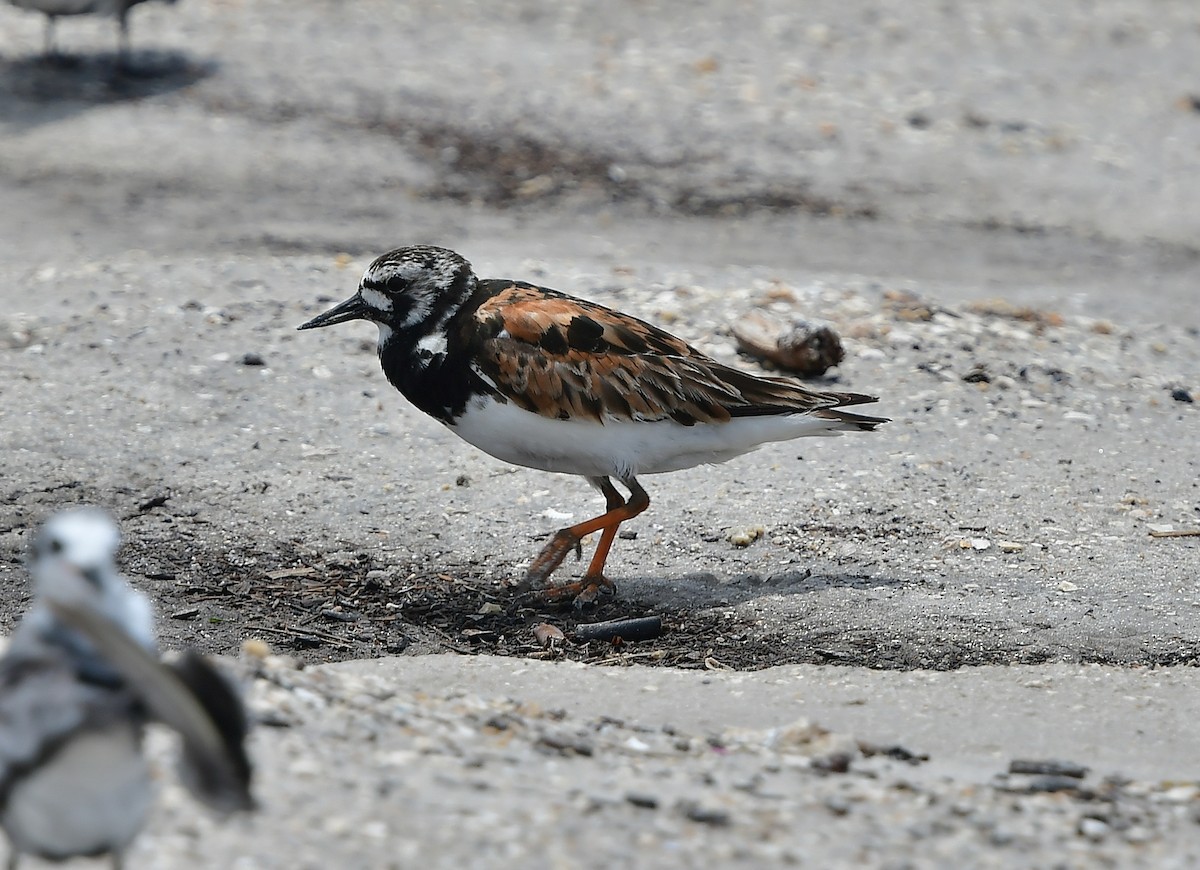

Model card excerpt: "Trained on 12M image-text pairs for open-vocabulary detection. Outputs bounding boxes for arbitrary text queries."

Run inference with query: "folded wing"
[469,283,887,429]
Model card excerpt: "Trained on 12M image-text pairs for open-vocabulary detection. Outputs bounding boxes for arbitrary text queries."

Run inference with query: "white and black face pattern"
[31,508,121,607]
[358,246,475,331]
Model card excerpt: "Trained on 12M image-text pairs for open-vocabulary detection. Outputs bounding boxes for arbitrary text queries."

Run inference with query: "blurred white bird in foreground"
[0,508,254,870]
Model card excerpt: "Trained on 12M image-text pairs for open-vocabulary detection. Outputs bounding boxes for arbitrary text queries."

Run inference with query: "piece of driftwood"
[732,311,845,376]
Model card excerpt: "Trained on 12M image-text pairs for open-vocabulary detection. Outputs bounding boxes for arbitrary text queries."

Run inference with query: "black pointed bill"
[298,293,369,330]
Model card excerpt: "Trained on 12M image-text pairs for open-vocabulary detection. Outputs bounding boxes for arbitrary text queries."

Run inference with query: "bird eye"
[80,568,104,588]
[47,538,64,555]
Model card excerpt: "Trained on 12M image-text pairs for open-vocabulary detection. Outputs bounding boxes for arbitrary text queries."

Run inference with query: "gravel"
[117,653,1200,868]
[2,0,1200,864]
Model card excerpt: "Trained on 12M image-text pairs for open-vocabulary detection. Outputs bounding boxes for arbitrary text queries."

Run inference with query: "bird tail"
[168,650,256,814]
[813,391,890,431]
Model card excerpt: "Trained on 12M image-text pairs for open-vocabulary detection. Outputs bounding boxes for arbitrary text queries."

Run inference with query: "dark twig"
[574,616,663,643]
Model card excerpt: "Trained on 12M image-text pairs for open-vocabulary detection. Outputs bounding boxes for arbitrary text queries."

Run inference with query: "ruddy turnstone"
[6,0,178,62]
[1,509,253,869]
[299,246,887,605]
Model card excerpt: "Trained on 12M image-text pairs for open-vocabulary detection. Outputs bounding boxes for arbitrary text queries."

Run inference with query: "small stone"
[678,801,731,826]
[812,752,853,774]
[1079,817,1109,841]
[1010,759,1089,778]
[1021,775,1086,794]
[1171,388,1194,403]
[237,633,271,652]
[625,792,659,809]
[823,796,851,816]
[532,623,565,647]
[1058,581,1079,592]
[997,541,1025,552]
[1124,825,1153,844]
[970,538,991,551]
[477,602,503,615]
[240,352,266,366]
[729,526,765,547]
[290,756,322,778]
[536,731,594,757]
[961,364,991,383]
[1158,784,1200,803]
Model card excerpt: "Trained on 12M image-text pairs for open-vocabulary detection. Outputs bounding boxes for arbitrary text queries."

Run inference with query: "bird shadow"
[0,50,215,127]
[622,566,906,611]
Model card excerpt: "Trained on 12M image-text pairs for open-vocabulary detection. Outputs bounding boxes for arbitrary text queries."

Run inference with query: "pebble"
[1009,759,1089,778]
[728,526,765,547]
[240,638,272,660]
[678,802,731,827]
[536,731,595,757]
[823,796,851,816]
[625,792,660,809]
[533,623,566,647]
[1078,817,1109,841]
[1157,784,1200,803]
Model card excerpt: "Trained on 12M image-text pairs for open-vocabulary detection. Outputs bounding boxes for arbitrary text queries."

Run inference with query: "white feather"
[417,332,447,356]
[1,724,152,859]
[359,287,393,314]
[450,396,851,479]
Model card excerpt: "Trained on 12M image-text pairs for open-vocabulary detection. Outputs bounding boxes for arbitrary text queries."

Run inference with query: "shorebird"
[6,0,178,62]
[0,508,253,869]
[299,246,887,605]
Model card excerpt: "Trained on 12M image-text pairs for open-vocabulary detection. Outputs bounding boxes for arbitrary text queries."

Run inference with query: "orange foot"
[518,477,649,608]
[537,574,617,609]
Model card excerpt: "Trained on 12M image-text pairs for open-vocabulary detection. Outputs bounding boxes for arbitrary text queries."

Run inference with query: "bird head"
[31,507,123,609]
[298,245,476,339]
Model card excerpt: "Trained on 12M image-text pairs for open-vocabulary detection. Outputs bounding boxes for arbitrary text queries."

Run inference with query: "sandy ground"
[2,0,1200,865]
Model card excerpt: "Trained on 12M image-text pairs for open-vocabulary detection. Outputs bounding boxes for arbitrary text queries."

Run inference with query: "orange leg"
[523,477,649,605]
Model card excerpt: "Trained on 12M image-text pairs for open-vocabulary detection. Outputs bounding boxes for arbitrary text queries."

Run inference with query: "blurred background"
[2,0,1198,322]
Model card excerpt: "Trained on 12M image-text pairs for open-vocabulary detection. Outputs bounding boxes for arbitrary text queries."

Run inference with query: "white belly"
[2,723,153,861]
[450,396,846,479]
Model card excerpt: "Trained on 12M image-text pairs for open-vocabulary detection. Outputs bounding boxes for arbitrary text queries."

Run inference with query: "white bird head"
[31,508,122,607]
[26,508,156,654]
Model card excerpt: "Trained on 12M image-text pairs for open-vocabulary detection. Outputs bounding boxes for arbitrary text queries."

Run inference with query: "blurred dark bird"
[6,0,179,62]
[0,508,254,870]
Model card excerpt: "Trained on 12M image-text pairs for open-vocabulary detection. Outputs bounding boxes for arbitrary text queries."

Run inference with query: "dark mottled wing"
[0,651,127,807]
[45,601,254,814]
[469,283,887,428]
[166,650,255,813]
